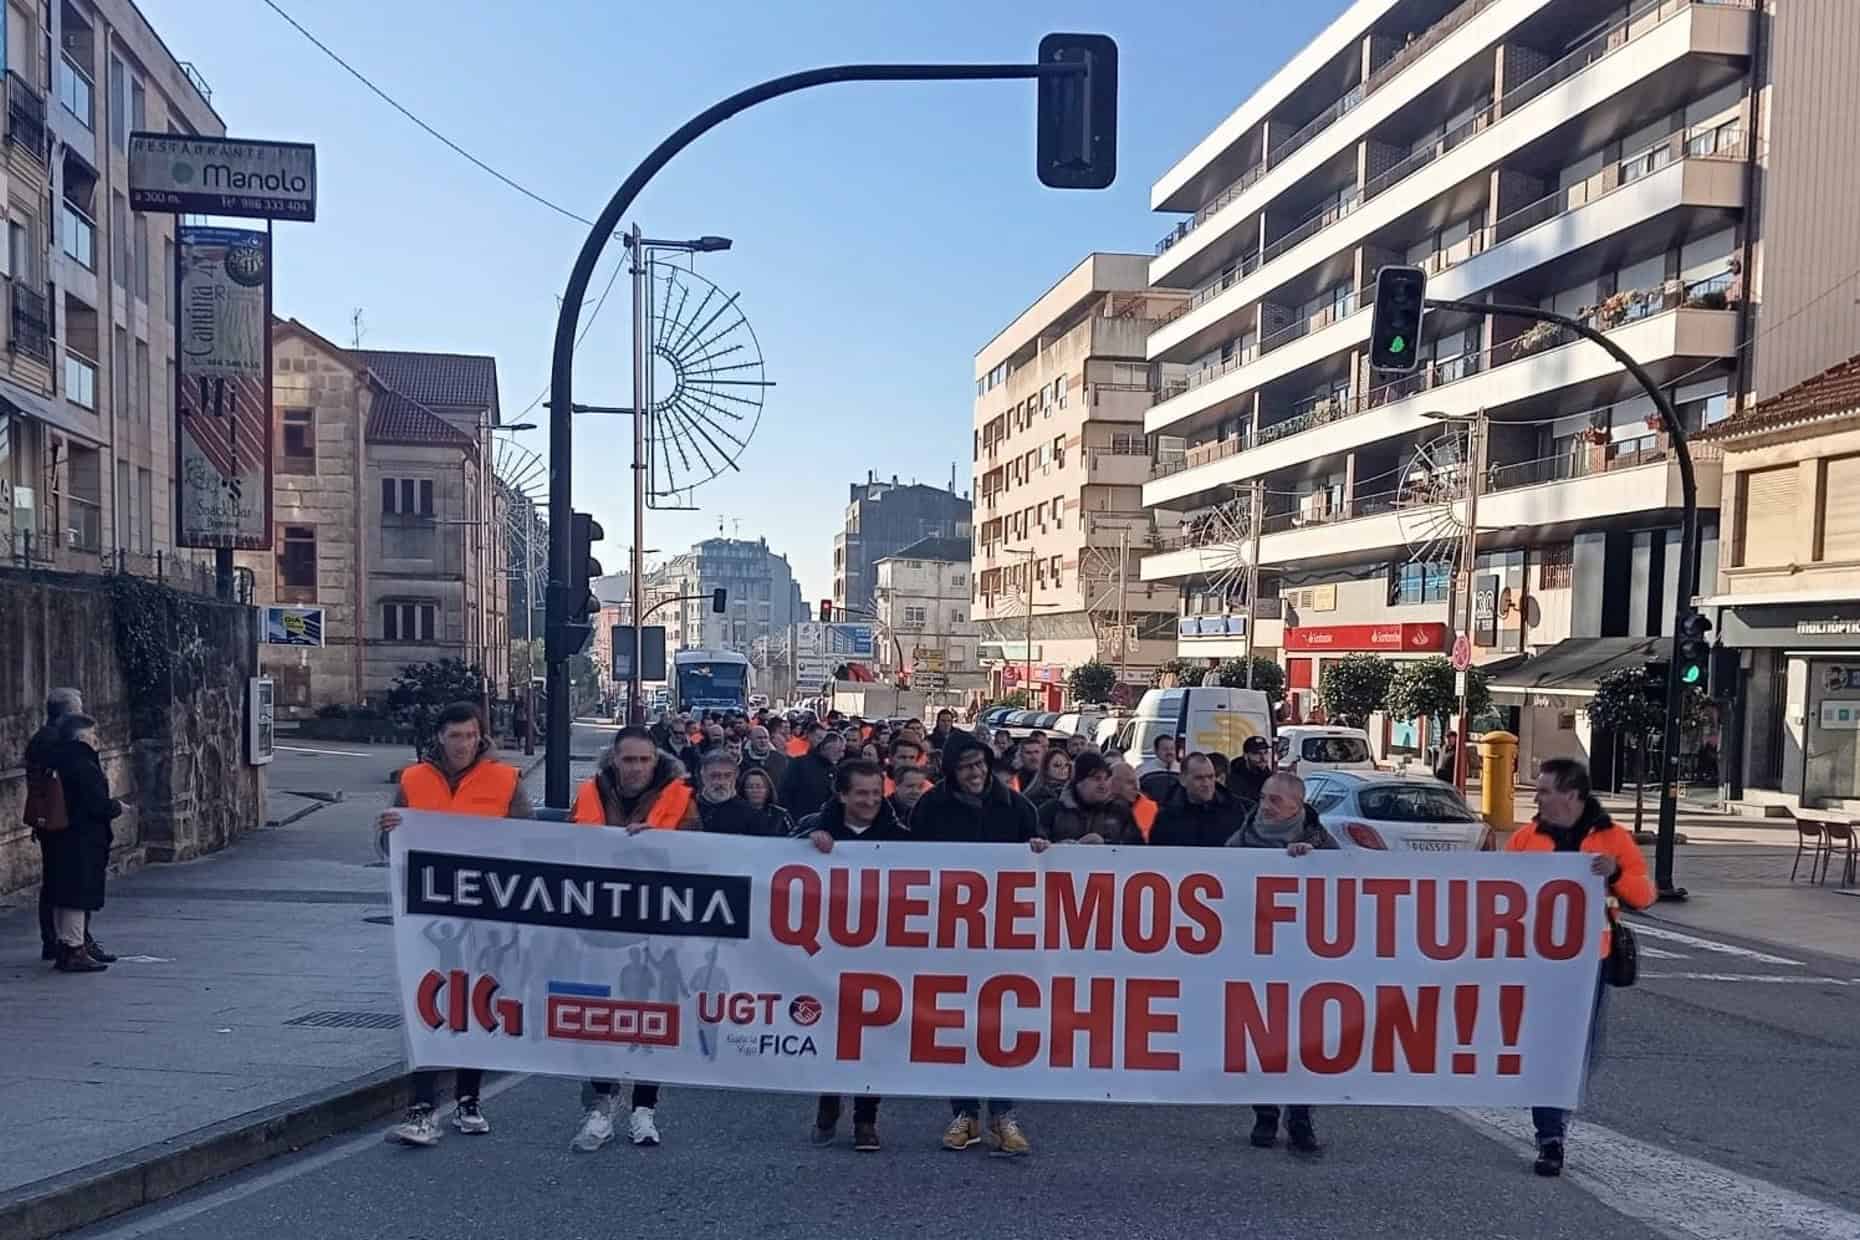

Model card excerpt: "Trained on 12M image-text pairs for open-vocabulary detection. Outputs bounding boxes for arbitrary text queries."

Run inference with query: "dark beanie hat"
[1070,752,1111,786]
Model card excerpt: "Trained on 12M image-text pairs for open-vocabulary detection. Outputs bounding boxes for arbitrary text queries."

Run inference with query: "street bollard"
[1476,730,1519,830]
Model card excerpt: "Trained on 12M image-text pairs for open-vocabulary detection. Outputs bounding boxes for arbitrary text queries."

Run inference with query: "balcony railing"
[6,71,48,165]
[64,348,97,410]
[61,200,94,269]
[56,53,92,129]
[10,282,49,363]
[1166,0,1751,320]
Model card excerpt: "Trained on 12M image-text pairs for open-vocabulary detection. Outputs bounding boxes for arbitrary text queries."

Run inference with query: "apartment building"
[0,0,222,566]
[651,535,806,657]
[872,536,985,700]
[1137,0,1860,770]
[972,254,1188,706]
[832,473,971,615]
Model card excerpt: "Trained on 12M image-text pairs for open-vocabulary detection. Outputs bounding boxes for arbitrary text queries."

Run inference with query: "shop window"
[1538,543,1572,589]
[277,525,316,602]
[1388,560,1451,605]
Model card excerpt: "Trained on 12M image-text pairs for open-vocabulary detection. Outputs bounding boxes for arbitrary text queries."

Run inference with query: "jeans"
[590,1080,661,1109]
[1532,972,1610,1145]
[412,1068,483,1107]
[816,1094,879,1125]
[1253,1104,1314,1130]
[950,1098,1014,1119]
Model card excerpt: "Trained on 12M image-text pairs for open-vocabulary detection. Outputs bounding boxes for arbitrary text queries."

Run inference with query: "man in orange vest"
[377,702,531,1148]
[1109,761,1158,841]
[566,727,697,1155]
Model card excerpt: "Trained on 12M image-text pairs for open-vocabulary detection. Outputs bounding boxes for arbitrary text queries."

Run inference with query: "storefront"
[1716,600,1860,806]
[1282,623,1448,758]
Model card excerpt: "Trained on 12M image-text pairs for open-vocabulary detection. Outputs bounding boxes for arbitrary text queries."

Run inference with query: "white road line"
[275,744,372,757]
[1453,1108,1860,1240]
[1638,944,1690,960]
[1627,920,1803,966]
[1643,971,1859,986]
[85,1074,530,1239]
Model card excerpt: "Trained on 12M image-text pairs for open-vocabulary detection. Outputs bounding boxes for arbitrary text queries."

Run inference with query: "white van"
[1105,687,1273,765]
[1275,725,1377,773]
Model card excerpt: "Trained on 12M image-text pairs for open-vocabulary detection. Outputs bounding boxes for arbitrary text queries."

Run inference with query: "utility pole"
[1116,526,1129,687]
[523,499,536,755]
[1453,409,1487,797]
[1024,549,1035,707]
[627,226,649,728]
[1245,479,1263,689]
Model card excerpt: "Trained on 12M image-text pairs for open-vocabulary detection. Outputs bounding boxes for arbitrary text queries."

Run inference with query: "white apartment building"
[1,0,223,567]
[972,253,1187,708]
[1138,0,1860,775]
[873,537,985,702]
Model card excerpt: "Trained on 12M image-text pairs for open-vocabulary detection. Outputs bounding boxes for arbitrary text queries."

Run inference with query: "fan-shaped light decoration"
[1395,427,1472,565]
[644,260,769,507]
[1194,494,1255,606]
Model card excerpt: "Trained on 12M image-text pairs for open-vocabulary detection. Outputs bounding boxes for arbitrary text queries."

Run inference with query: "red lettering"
[884,868,933,949]
[447,968,468,1033]
[909,974,969,1065]
[1175,873,1223,955]
[696,992,724,1023]
[994,871,1037,950]
[1049,976,1115,1069]
[1299,981,1365,1075]
[1043,871,1114,950]
[1533,879,1587,960]
[726,992,758,1024]
[1418,878,1468,960]
[1362,877,1409,958]
[1305,877,1357,958]
[835,972,901,1060]
[1123,978,1179,1070]
[1223,981,1288,1073]
[1476,879,1528,958]
[769,864,824,956]
[1370,985,1439,1073]
[1121,872,1172,954]
[1254,875,1298,954]
[757,993,779,1024]
[828,868,881,948]
[977,974,1040,1068]
[935,869,989,949]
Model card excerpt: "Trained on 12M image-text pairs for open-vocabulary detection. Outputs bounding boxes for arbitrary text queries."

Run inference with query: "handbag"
[1604,912,1639,988]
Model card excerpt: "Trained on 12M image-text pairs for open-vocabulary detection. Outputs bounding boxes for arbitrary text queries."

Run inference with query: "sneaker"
[387,1103,440,1147]
[1286,1120,1323,1158]
[53,945,107,973]
[85,939,117,964]
[1249,1116,1278,1149]
[988,1114,1031,1157]
[1534,1140,1565,1177]
[942,1113,981,1151]
[852,1121,881,1153]
[628,1105,661,1147]
[452,1097,490,1135]
[570,1097,616,1152]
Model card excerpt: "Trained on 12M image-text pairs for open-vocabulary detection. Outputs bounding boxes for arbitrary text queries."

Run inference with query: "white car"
[1275,725,1377,773]
[1053,710,1107,742]
[1300,770,1492,853]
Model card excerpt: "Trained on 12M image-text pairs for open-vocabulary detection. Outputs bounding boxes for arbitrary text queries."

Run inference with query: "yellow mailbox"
[1475,731,1519,830]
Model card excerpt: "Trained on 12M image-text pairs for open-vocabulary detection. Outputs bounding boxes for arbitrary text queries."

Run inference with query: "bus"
[670,648,754,715]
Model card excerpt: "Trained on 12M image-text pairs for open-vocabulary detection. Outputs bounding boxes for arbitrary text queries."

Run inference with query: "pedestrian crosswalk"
[1623,917,1859,986]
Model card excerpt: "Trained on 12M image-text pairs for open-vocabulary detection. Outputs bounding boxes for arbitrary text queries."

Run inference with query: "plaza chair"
[1790,812,1828,883]
[1821,818,1858,888]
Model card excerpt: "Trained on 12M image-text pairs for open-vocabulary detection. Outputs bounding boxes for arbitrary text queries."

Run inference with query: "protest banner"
[387,812,1604,1108]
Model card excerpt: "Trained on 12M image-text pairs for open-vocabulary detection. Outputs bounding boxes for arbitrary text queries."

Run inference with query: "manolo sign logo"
[128,133,318,223]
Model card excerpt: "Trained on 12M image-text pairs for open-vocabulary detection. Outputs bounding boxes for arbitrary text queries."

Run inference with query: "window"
[136,466,152,554]
[1819,456,1860,561]
[1388,561,1451,605]
[381,476,435,516]
[281,407,315,472]
[108,54,124,148]
[131,76,145,132]
[382,601,437,642]
[1736,466,1797,567]
[904,605,927,626]
[111,192,127,287]
[278,525,316,596]
[163,239,174,320]
[950,609,965,626]
[1538,543,1573,589]
[133,214,148,300]
[1050,555,1063,588]
[951,572,965,586]
[136,342,150,424]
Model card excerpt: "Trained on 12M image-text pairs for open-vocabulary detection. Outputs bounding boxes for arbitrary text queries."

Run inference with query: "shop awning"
[1485,637,1665,698]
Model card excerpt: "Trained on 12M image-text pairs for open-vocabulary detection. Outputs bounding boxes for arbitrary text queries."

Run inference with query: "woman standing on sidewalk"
[44,714,121,974]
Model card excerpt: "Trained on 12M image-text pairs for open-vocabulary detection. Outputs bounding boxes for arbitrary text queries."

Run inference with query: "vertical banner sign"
[175,226,272,549]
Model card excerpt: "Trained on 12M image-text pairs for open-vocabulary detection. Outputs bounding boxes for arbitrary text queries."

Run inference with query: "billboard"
[796,622,875,658]
[262,605,323,646]
[175,227,272,549]
[129,133,317,221]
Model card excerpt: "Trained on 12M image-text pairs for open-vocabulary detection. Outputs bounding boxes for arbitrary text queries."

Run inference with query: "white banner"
[388,814,1604,1107]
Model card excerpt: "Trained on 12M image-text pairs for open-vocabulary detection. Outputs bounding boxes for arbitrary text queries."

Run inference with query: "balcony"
[1146,139,1748,437]
[56,53,91,130]
[64,348,97,410]
[1083,447,1154,487]
[6,72,48,166]
[10,283,50,364]
[1145,276,1738,511]
[60,201,94,270]
[1150,0,1755,361]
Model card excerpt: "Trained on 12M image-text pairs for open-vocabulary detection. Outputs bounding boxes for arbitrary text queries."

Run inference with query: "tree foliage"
[1585,666,1706,746]
[1386,657,1490,727]
[1319,653,1396,726]
[387,658,486,744]
[1214,656,1287,704]
[1067,660,1118,705]
[1152,657,1200,688]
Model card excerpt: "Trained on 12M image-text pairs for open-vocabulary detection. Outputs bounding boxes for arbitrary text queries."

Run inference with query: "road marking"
[275,744,372,757]
[1626,920,1802,966]
[84,1074,530,1238]
[1643,971,1859,986]
[1453,1108,1860,1240]
[1638,944,1689,960]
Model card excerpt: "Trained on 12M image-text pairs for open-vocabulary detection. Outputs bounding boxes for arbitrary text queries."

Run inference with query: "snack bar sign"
[129,133,317,222]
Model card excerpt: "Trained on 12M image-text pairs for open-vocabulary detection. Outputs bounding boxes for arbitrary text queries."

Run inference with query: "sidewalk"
[0,749,561,1240]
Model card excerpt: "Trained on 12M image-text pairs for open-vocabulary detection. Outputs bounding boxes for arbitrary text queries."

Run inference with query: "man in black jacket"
[1228,735,1273,806]
[928,708,956,752]
[906,730,1046,1156]
[1151,753,1248,848]
[693,750,775,836]
[778,726,843,817]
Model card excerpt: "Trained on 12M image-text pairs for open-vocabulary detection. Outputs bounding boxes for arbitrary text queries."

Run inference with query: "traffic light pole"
[1426,296,1694,900]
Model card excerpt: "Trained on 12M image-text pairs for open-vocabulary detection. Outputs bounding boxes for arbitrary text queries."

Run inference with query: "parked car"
[1275,725,1377,773]
[975,707,1016,733]
[1301,770,1492,852]
[1104,687,1273,764]
[1053,709,1107,742]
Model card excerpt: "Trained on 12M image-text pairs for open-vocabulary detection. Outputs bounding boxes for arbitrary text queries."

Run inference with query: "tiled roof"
[1700,354,1860,441]
[355,348,500,416]
[880,536,971,563]
[364,379,475,448]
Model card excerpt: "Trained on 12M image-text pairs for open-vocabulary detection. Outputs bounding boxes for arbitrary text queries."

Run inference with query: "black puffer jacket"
[1037,785,1143,845]
[1149,781,1247,848]
[778,749,836,818]
[909,731,1039,844]
[697,794,780,837]
[796,795,911,843]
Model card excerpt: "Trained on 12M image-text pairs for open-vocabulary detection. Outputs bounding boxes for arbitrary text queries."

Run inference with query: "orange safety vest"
[1507,818,1654,957]
[398,759,520,817]
[1132,794,1158,842]
[785,737,810,758]
[571,777,695,830]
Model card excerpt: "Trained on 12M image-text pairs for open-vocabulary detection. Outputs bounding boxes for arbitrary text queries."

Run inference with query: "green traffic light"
[1389,335,1406,353]
[1681,664,1703,685]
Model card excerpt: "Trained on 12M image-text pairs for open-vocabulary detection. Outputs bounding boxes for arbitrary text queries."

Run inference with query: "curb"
[264,799,330,830]
[0,1067,411,1240]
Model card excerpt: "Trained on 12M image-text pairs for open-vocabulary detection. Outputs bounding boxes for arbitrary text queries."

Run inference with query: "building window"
[951,572,965,586]
[1735,465,1798,567]
[382,601,437,642]
[1388,560,1451,605]
[107,54,124,148]
[1537,543,1573,589]
[1818,456,1860,562]
[133,214,148,300]
[904,605,927,626]
[280,407,315,473]
[1050,555,1063,588]
[382,476,435,516]
[131,75,145,131]
[278,525,316,598]
[163,239,174,320]
[950,609,965,625]
[111,192,127,287]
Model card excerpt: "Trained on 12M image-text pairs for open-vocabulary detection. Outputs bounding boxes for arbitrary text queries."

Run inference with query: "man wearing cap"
[1229,735,1274,807]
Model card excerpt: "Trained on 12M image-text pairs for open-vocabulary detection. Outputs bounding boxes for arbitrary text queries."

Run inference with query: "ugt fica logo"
[416,970,522,1036]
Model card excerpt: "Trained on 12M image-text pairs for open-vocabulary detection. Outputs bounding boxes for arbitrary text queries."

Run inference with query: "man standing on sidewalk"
[377,702,532,1147]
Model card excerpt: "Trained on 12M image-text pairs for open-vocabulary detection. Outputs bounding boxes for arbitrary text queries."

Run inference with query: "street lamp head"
[499,422,539,432]
[693,235,733,252]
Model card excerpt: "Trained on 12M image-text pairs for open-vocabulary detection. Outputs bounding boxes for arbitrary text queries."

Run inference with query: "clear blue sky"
[144,0,1339,599]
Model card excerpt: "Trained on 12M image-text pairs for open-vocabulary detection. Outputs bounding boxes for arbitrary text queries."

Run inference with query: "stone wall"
[0,567,264,898]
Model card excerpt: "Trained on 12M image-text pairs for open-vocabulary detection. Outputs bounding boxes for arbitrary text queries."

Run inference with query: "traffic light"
[711,587,728,614]
[1641,658,1669,711]
[1677,611,1712,689]
[1036,33,1118,190]
[549,511,603,659]
[1369,265,1428,373]
[820,600,833,622]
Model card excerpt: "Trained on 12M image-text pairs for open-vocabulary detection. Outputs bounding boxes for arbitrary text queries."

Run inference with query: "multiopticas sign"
[128,132,317,222]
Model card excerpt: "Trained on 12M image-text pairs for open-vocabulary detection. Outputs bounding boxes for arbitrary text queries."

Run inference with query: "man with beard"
[692,749,771,836]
